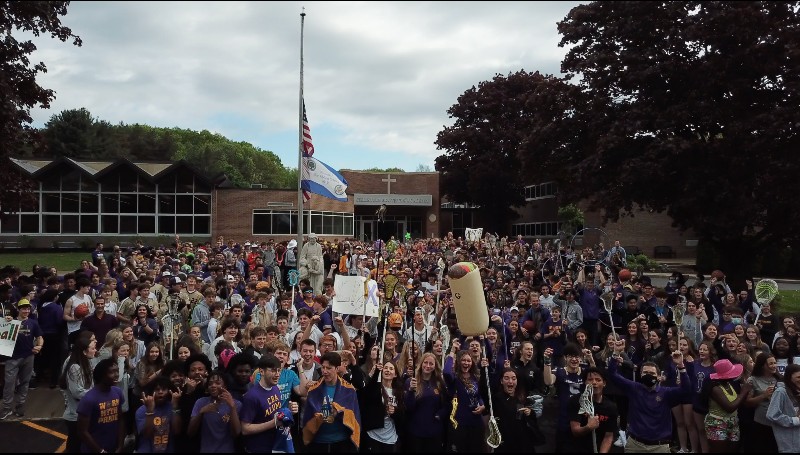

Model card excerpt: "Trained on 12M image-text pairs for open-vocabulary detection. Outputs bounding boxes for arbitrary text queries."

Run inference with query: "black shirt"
[565,393,619,452]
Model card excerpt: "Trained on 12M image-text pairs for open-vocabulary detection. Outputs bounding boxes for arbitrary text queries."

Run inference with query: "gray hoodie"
[766,382,800,453]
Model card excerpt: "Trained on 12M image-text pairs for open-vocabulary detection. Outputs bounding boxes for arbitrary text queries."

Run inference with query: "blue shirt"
[278,369,301,408]
[313,385,351,443]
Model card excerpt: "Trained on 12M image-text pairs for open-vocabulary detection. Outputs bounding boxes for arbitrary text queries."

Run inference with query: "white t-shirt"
[66,293,93,334]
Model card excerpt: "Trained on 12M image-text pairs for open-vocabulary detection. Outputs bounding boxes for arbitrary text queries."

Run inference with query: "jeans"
[2,355,34,413]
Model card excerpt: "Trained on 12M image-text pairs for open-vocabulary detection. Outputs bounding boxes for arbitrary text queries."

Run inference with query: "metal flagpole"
[297,8,306,251]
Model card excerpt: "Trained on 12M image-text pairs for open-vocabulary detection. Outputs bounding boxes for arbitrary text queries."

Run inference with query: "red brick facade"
[212,171,441,242]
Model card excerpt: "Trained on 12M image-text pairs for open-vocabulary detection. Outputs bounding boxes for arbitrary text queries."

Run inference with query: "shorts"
[704,413,740,441]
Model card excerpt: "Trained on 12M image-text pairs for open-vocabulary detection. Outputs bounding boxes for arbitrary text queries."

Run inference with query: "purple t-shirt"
[135,402,176,453]
[77,386,125,453]
[239,382,282,452]
[191,397,242,453]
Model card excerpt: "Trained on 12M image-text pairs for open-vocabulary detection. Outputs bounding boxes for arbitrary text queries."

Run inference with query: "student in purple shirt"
[241,355,298,452]
[77,358,126,453]
[188,371,242,453]
[135,375,182,453]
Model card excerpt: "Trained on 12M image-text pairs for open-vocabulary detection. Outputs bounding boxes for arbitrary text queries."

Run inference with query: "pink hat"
[709,359,743,380]
[219,348,236,370]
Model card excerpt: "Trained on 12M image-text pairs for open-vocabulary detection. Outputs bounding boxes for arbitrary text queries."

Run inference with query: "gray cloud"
[25,1,583,169]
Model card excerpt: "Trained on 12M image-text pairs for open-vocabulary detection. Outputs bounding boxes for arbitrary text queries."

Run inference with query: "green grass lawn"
[776,290,800,315]
[0,251,90,275]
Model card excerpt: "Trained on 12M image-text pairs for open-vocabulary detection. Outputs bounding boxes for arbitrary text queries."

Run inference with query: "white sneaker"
[676,449,688,453]
[613,431,627,448]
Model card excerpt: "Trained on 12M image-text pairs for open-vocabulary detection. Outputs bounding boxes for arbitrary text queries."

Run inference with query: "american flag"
[302,100,314,202]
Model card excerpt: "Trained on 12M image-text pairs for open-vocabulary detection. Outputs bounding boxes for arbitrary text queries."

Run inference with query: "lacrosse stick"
[754,279,779,321]
[483,346,502,449]
[288,269,300,326]
[673,300,686,328]
[578,384,597,453]
[601,291,617,340]
[378,274,400,381]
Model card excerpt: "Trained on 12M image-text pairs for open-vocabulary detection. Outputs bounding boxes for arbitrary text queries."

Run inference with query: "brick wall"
[339,171,441,237]
[212,188,354,243]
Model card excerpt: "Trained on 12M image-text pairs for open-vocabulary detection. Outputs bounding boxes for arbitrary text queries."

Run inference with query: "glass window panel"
[99,175,118,192]
[61,194,80,213]
[138,216,155,234]
[176,216,193,233]
[324,215,334,235]
[119,172,137,192]
[41,173,60,191]
[194,179,211,193]
[176,170,194,193]
[81,177,97,192]
[253,214,270,235]
[194,217,209,234]
[62,215,79,233]
[43,193,60,212]
[44,215,60,233]
[119,194,137,214]
[194,195,210,214]
[20,215,39,233]
[332,215,343,235]
[102,215,118,234]
[138,178,155,192]
[81,215,98,234]
[1,216,19,234]
[119,215,137,234]
[159,216,175,234]
[81,194,98,213]
[311,214,323,235]
[274,212,291,234]
[345,215,354,236]
[61,170,80,191]
[158,175,175,193]
[175,195,193,214]
[102,194,118,213]
[138,194,156,213]
[159,195,175,214]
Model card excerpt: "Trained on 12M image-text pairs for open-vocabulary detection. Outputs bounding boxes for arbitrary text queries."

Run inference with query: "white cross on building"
[382,174,397,194]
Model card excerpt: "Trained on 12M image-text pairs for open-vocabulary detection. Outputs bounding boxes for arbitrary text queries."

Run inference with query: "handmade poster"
[0,319,21,357]
[332,276,380,317]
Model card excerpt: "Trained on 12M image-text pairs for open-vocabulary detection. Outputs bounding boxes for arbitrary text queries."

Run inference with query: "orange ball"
[618,269,632,282]
[74,303,90,319]
[711,269,725,280]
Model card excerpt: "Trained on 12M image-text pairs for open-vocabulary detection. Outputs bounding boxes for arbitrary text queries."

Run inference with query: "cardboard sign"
[332,276,380,317]
[0,319,21,357]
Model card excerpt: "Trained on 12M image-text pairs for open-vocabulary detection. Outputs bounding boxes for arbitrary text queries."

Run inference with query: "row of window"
[524,182,557,200]
[38,193,211,215]
[0,214,210,235]
[40,168,210,193]
[512,221,571,237]
[252,210,354,236]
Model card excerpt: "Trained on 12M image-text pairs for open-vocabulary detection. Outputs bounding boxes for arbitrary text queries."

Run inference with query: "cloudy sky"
[27,1,584,171]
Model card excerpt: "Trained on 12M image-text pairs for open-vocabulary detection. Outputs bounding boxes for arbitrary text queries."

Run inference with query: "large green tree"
[546,1,800,284]
[0,1,81,218]
[435,70,581,233]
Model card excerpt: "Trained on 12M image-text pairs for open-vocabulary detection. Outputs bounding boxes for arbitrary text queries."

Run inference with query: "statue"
[299,232,324,295]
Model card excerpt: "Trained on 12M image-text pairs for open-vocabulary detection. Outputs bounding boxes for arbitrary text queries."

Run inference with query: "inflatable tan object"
[448,262,489,335]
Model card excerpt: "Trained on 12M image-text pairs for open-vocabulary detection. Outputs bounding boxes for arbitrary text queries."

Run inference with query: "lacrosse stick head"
[487,417,502,449]
[578,384,595,416]
[755,279,779,305]
[673,302,686,326]
[288,269,300,287]
[383,274,399,302]
[601,292,614,313]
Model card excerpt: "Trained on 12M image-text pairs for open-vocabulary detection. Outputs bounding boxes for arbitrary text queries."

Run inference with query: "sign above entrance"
[354,193,432,206]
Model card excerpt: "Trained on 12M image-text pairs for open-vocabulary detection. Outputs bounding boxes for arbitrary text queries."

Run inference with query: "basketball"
[522,320,535,332]
[618,268,632,282]
[711,269,725,280]
[74,303,90,319]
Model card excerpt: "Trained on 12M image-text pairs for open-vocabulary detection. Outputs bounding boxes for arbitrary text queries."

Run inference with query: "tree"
[545,1,800,285]
[0,1,81,218]
[362,167,405,173]
[435,70,581,233]
[415,164,432,172]
[558,204,585,237]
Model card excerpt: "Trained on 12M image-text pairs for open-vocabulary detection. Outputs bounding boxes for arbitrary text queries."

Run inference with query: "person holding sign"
[1,299,43,420]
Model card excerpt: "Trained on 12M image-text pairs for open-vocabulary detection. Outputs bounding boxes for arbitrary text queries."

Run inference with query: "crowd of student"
[0,233,799,453]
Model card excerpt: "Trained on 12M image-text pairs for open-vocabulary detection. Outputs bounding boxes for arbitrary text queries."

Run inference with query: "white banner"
[465,227,483,242]
[332,276,380,317]
[0,319,21,357]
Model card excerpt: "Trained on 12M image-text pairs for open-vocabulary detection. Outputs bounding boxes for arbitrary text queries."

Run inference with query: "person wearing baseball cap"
[0,298,42,420]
